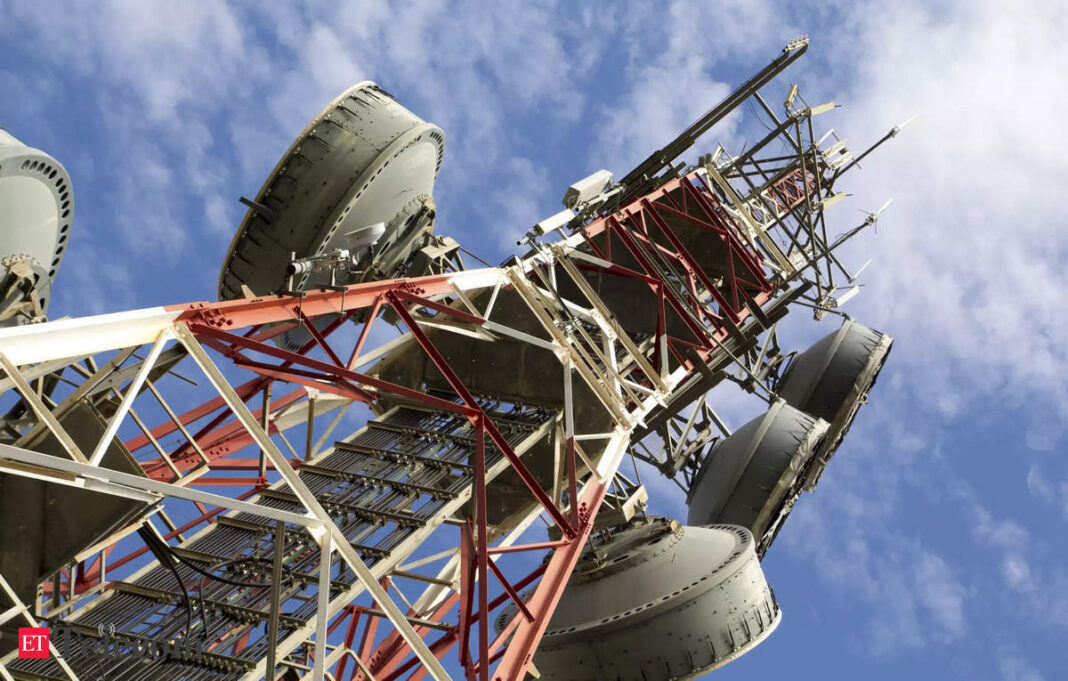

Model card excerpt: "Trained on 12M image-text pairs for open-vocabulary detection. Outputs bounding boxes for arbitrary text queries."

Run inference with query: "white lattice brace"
[171,322,453,681]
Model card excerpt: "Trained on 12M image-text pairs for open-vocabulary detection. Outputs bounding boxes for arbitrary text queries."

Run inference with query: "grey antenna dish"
[687,400,828,555]
[217,81,445,302]
[498,517,781,681]
[776,319,893,490]
[0,128,74,326]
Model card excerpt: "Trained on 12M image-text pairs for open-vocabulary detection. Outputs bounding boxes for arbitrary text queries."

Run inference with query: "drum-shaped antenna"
[687,401,828,555]
[217,82,445,301]
[0,129,74,325]
[497,517,780,680]
[776,319,893,490]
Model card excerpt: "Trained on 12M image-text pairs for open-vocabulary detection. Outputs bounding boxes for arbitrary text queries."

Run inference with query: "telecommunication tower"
[0,37,901,681]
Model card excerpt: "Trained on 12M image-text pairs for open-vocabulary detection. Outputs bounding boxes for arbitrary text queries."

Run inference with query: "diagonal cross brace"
[172,322,452,681]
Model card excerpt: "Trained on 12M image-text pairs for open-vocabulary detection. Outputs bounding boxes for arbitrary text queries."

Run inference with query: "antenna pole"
[618,36,810,201]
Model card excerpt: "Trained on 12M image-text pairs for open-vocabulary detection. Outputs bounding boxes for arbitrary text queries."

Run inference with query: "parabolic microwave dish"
[218,82,445,301]
[0,128,74,326]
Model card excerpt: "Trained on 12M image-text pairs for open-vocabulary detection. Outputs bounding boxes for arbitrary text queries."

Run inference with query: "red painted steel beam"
[393,289,487,327]
[191,324,471,416]
[335,606,362,681]
[475,420,490,681]
[360,593,462,681]
[490,479,610,680]
[167,271,478,329]
[386,293,577,539]
[347,295,383,370]
[368,564,549,681]
[198,458,301,470]
[137,387,307,480]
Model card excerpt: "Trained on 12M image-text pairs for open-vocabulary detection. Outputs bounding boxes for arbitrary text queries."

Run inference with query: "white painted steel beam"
[0,307,179,365]
[88,328,170,465]
[0,444,316,527]
[172,323,452,681]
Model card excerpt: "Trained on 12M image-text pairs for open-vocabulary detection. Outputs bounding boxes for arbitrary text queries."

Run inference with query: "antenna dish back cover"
[219,83,444,300]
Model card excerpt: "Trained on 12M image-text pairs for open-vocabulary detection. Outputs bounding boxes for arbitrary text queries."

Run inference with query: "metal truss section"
[5,402,553,681]
[0,37,900,681]
[700,87,907,313]
[0,168,777,681]
[0,168,782,681]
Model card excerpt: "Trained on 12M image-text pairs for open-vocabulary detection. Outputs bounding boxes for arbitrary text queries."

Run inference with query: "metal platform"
[8,402,553,681]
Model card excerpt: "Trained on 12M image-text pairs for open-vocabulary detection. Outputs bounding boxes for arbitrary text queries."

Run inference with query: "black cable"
[147,529,208,641]
[172,551,282,589]
[136,526,195,641]
[160,537,304,643]
[140,528,268,641]
[748,99,776,133]
[192,555,291,640]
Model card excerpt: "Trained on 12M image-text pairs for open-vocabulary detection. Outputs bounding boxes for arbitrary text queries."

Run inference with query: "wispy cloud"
[821,0,1068,420]
[783,499,968,655]
[1000,648,1047,681]
[1026,465,1068,521]
[590,2,799,173]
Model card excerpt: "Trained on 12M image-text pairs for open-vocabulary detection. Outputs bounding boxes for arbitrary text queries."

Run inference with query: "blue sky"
[2,1,1066,679]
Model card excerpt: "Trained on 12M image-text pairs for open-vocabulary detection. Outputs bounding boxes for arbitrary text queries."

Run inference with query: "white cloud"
[1002,555,1033,591]
[783,500,968,654]
[820,0,1068,419]
[1024,426,1058,453]
[591,2,800,174]
[957,488,1030,552]
[948,476,1068,631]
[1026,465,1068,521]
[1000,650,1046,681]
[7,1,255,122]
[913,551,967,639]
[482,157,552,250]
